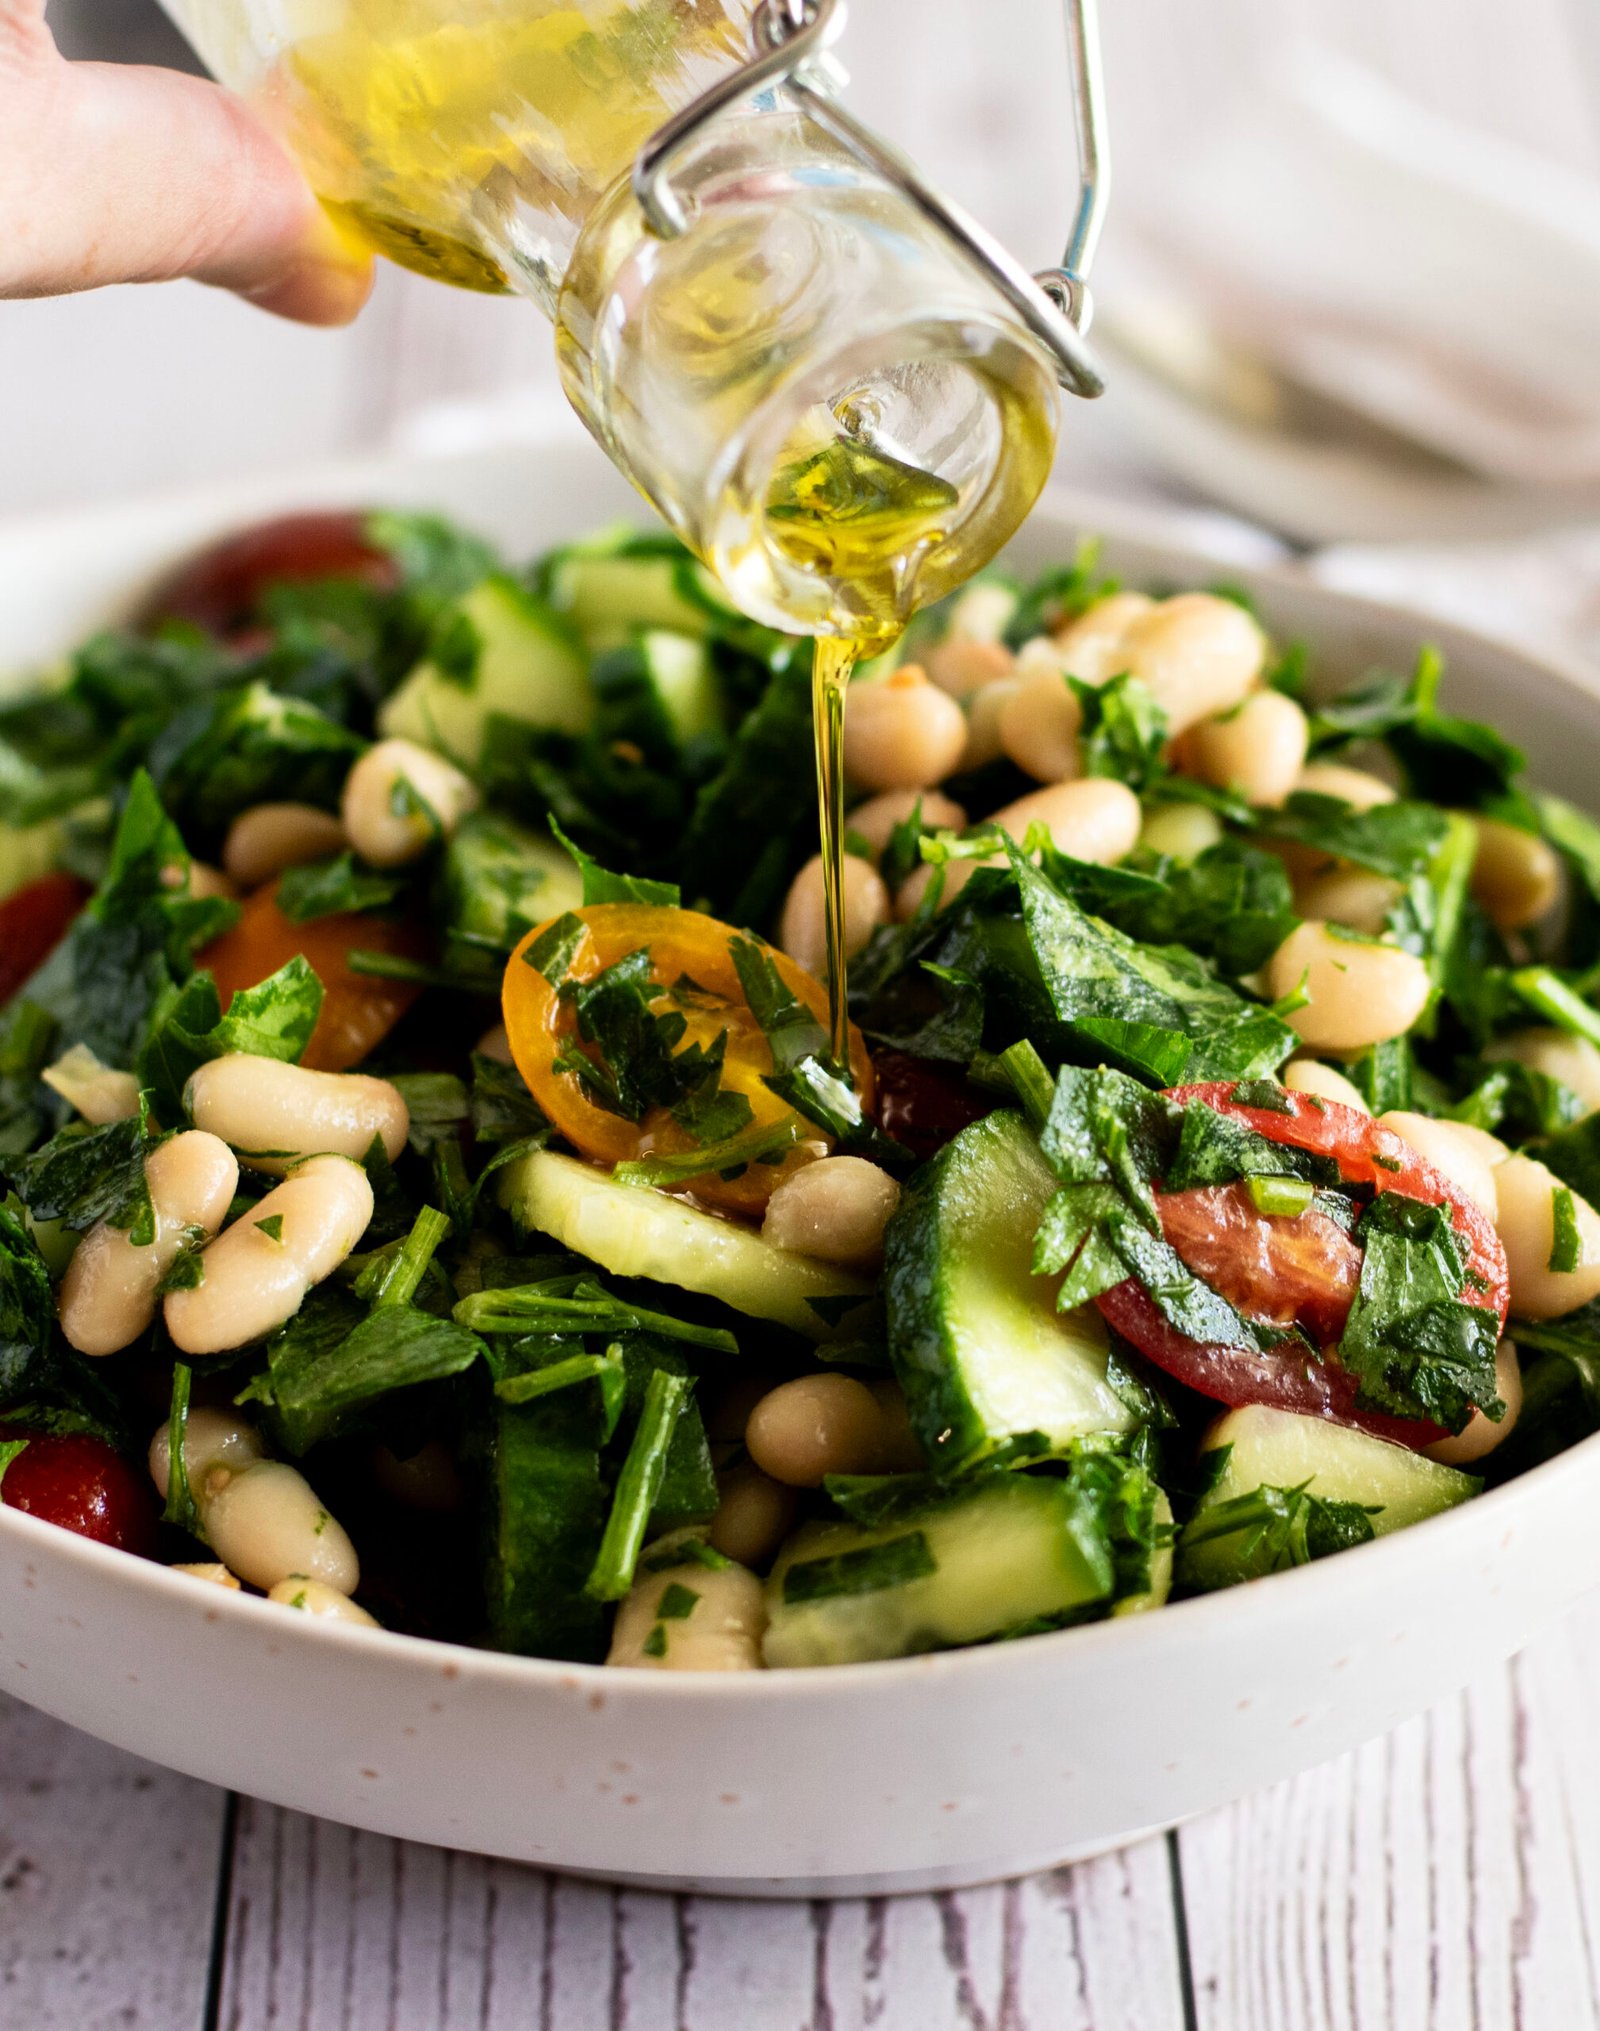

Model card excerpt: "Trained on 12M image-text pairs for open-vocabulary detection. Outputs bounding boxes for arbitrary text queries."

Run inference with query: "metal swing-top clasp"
[631,0,1110,403]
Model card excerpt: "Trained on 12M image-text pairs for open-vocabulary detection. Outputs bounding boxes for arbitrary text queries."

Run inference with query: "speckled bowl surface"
[3,430,1597,1896]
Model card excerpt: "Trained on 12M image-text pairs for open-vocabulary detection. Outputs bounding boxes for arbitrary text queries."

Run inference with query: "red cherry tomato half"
[872,1050,994,1164]
[0,872,90,1005]
[1093,1082,1510,1450]
[137,512,400,639]
[0,1427,160,1557]
[200,880,426,1073]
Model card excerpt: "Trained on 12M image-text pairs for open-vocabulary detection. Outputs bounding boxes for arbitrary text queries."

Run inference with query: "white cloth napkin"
[1122,45,1600,488]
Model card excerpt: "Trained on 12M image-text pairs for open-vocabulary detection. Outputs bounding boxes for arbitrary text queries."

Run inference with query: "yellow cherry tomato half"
[502,904,873,1215]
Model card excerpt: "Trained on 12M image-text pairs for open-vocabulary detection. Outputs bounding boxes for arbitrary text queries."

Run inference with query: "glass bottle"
[158,0,1078,639]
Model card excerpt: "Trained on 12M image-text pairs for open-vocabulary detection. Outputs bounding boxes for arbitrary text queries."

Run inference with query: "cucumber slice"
[440,811,582,955]
[541,525,734,651]
[763,1475,1112,1667]
[379,576,591,762]
[884,1110,1136,1472]
[1178,1403,1481,1594]
[497,1149,872,1338]
[593,630,725,759]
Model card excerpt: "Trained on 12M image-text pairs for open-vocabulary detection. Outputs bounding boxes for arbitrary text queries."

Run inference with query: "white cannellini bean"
[1377,1110,1506,1221]
[1491,1155,1600,1320]
[841,665,967,792]
[846,788,967,862]
[606,1558,766,1671]
[474,1022,515,1066]
[923,636,1015,699]
[40,1044,141,1125]
[1138,802,1225,862]
[1485,1027,1600,1116]
[898,778,1142,919]
[945,581,1021,647]
[958,676,1019,772]
[164,1154,374,1355]
[170,1562,242,1591]
[222,802,347,889]
[266,1577,380,1626]
[745,1374,920,1488]
[707,1462,799,1569]
[1425,1342,1524,1468]
[342,738,480,868]
[778,855,890,980]
[203,1459,360,1594]
[1294,866,1405,937]
[1051,591,1157,680]
[185,1053,408,1175]
[1267,921,1432,1054]
[1283,1058,1372,1114]
[149,1407,265,1502]
[1184,690,1309,808]
[1293,762,1397,810]
[1118,593,1267,735]
[761,1156,900,1268]
[998,664,1083,783]
[183,860,239,903]
[1467,815,1562,933]
[59,1131,239,1358]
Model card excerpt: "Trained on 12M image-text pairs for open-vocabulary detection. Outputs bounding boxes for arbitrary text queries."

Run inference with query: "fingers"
[0,31,373,325]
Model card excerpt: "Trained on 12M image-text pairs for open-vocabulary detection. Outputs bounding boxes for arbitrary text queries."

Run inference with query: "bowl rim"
[4,462,1599,1703]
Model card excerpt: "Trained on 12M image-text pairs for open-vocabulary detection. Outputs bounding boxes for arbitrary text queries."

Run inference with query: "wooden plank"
[217,1806,1187,2031]
[0,1692,226,2031]
[1176,1593,1600,2031]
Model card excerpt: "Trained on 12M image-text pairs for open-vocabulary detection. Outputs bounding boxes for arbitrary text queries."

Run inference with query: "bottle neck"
[554,102,1061,640]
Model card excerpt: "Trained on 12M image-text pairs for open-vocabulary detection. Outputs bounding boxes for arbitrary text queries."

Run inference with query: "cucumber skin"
[380,576,591,760]
[762,1475,1110,1668]
[1178,1403,1481,1593]
[499,1149,872,1339]
[485,1346,610,1662]
[884,1110,1134,1473]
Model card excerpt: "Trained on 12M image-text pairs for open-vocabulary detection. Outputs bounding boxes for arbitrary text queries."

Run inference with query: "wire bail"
[631,0,1110,401]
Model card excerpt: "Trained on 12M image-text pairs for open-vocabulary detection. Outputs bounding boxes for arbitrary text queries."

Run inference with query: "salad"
[3,507,1600,1672]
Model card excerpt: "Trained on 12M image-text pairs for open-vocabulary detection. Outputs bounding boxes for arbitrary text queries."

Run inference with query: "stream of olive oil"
[765,432,965,1062]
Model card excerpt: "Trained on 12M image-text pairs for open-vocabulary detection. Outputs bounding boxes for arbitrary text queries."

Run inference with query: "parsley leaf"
[276,853,405,924]
[1335,1191,1503,1432]
[3,1107,158,1243]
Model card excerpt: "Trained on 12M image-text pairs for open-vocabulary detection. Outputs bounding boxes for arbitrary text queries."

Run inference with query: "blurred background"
[9,0,1600,594]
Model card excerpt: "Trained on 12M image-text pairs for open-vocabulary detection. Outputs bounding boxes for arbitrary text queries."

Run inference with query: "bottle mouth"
[704,314,1060,642]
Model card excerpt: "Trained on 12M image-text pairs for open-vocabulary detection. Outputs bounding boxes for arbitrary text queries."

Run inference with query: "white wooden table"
[8,1581,1600,2030]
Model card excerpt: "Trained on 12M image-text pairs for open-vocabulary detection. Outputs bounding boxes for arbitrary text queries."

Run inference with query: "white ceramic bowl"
[3,432,1599,1898]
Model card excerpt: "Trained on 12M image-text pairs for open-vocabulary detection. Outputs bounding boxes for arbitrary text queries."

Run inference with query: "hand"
[0,0,372,324]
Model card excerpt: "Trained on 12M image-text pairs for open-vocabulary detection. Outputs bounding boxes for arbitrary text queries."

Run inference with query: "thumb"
[0,29,373,326]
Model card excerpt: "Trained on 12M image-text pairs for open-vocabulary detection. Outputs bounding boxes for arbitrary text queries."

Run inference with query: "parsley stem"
[162,1362,206,1540]
[584,1369,690,1602]
[356,1206,451,1309]
[495,1351,619,1406]
[1509,967,1600,1055]
[452,1284,738,1353]
[997,1040,1057,1135]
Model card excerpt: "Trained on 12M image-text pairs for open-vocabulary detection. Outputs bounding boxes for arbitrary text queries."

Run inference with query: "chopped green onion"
[584,1369,691,1602]
[1247,1174,1317,1218]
